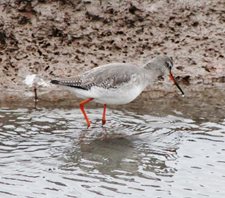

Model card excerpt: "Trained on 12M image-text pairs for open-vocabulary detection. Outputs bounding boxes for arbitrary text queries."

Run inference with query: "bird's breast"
[92,83,145,105]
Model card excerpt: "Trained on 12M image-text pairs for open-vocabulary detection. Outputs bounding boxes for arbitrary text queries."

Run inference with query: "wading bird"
[51,55,184,128]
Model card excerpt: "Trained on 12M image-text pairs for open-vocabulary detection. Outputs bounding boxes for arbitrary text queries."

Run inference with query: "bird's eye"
[166,61,173,70]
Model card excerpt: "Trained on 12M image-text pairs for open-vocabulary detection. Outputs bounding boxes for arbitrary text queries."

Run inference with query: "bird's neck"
[142,61,162,84]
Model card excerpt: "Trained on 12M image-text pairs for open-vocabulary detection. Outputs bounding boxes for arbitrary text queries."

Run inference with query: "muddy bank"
[0,0,224,103]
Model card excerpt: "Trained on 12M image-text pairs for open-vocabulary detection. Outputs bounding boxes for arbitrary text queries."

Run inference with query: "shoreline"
[1,86,224,108]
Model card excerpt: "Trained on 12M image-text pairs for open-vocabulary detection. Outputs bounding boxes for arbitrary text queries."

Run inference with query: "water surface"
[0,92,225,198]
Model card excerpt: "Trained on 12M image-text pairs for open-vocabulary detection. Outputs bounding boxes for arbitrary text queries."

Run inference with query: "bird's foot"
[86,121,91,128]
[102,119,106,126]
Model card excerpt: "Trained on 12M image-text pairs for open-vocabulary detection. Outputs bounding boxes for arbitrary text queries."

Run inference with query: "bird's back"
[52,63,143,90]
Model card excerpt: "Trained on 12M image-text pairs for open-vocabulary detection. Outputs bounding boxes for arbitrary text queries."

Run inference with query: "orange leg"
[80,98,93,128]
[102,104,107,126]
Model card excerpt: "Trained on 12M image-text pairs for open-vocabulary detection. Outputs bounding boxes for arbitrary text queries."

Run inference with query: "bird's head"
[146,55,185,96]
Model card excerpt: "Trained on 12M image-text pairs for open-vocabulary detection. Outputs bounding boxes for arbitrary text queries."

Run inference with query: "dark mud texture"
[0,0,224,103]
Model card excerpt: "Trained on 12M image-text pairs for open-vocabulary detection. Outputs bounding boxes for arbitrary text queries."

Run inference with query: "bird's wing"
[50,78,87,90]
[51,63,141,90]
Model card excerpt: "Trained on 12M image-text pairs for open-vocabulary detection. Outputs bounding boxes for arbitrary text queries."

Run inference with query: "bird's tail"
[50,79,88,90]
[50,80,60,85]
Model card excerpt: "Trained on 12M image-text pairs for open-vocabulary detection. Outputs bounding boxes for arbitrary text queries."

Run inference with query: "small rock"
[18,15,30,25]
[129,3,141,14]
[181,75,191,85]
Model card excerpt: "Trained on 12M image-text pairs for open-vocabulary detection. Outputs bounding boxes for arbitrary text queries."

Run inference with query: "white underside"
[68,84,145,105]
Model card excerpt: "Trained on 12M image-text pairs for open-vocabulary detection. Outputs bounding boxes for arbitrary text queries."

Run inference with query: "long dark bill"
[169,71,185,96]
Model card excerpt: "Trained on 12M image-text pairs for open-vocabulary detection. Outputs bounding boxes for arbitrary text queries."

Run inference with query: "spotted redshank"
[51,55,184,128]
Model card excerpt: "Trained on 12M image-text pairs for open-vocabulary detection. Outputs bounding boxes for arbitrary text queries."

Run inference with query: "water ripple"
[0,107,225,197]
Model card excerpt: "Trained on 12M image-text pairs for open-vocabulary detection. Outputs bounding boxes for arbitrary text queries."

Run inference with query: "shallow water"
[1,93,225,198]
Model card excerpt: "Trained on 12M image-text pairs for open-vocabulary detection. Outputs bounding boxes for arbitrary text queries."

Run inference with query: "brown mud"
[0,0,224,104]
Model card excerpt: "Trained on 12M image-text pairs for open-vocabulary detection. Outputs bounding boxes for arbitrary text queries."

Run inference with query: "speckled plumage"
[51,55,176,104]
[51,63,143,90]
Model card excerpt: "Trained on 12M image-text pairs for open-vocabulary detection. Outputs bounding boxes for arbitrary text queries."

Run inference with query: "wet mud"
[0,0,224,102]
